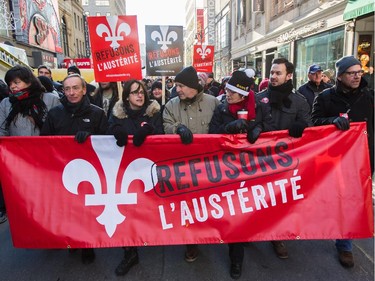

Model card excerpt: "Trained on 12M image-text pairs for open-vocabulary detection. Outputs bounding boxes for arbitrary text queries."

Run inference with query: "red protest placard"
[193,45,215,73]
[0,123,373,248]
[87,16,142,82]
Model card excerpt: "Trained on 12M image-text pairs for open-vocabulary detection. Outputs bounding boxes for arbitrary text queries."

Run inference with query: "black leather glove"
[225,119,248,134]
[74,131,90,143]
[288,121,307,138]
[112,125,128,147]
[176,124,193,144]
[247,126,262,144]
[332,116,350,131]
[133,123,154,147]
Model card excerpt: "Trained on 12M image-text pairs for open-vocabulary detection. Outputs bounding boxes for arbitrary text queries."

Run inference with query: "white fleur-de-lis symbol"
[197,45,211,59]
[96,16,131,50]
[151,26,178,52]
[62,136,158,238]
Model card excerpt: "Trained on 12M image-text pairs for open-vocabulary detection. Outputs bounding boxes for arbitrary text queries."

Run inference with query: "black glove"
[133,123,154,147]
[288,121,307,138]
[225,119,248,134]
[332,116,350,131]
[113,125,128,147]
[176,124,193,144]
[247,126,262,144]
[74,131,90,143]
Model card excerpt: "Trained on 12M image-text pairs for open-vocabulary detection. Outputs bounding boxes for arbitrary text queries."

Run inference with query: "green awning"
[343,0,375,21]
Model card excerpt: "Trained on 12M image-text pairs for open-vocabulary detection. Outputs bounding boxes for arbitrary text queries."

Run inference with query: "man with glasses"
[311,55,374,268]
[298,64,331,111]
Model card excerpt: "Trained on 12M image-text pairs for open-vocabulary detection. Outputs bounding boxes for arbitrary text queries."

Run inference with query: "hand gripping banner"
[0,123,373,248]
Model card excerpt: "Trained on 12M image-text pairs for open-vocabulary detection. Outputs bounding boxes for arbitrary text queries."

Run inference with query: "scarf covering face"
[5,88,47,130]
[228,92,256,120]
[268,79,294,108]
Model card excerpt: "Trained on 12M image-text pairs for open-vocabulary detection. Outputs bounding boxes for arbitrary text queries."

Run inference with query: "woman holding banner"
[107,79,163,276]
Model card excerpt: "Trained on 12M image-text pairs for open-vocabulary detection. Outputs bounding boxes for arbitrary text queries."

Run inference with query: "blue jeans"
[335,239,352,252]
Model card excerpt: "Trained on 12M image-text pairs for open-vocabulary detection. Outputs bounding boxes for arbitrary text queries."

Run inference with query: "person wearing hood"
[312,55,374,269]
[149,81,170,113]
[107,79,163,276]
[298,64,331,111]
[163,66,220,263]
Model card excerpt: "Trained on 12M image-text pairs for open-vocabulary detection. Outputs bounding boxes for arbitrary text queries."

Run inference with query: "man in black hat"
[163,66,220,263]
[312,55,374,269]
[298,64,331,111]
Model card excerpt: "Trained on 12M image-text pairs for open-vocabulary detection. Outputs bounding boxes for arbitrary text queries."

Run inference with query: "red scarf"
[228,90,256,120]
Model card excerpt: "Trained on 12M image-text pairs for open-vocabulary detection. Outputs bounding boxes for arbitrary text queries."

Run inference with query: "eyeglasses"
[130,89,145,96]
[344,70,364,77]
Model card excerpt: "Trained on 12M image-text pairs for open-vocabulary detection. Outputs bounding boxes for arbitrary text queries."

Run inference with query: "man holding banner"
[312,55,374,268]
[163,66,219,262]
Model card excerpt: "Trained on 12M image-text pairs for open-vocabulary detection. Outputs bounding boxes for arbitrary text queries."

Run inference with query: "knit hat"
[151,81,162,92]
[175,66,202,91]
[335,56,361,76]
[322,69,333,79]
[67,65,81,75]
[226,69,255,96]
[308,64,322,74]
[37,75,54,92]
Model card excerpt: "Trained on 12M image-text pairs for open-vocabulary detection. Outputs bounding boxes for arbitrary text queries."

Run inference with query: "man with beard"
[311,56,374,268]
[256,57,312,259]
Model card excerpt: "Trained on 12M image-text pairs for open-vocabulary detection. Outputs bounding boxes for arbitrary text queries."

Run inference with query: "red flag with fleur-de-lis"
[87,15,142,82]
[193,45,215,73]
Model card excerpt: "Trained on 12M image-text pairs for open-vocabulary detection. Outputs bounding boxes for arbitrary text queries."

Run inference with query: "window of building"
[295,27,344,88]
[106,12,111,16]
[96,0,109,6]
[61,17,69,57]
[82,0,89,5]
[271,0,294,18]
[96,12,101,16]
[74,13,77,29]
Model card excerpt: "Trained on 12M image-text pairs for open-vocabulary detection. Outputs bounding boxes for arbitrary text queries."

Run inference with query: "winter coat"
[108,99,163,135]
[209,99,276,134]
[0,92,60,136]
[311,79,374,171]
[88,90,119,120]
[41,95,108,136]
[257,89,312,130]
[163,91,220,134]
[298,81,331,110]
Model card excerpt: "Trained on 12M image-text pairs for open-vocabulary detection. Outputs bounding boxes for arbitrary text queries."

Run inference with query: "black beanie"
[226,69,255,96]
[151,81,162,91]
[67,65,81,75]
[175,66,202,91]
[335,56,361,76]
[37,76,54,92]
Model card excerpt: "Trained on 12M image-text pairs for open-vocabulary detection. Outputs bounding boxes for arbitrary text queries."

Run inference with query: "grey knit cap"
[335,56,361,76]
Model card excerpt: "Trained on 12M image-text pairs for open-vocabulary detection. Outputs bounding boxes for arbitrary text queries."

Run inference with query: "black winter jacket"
[209,99,276,134]
[298,81,331,110]
[41,95,108,135]
[108,99,164,135]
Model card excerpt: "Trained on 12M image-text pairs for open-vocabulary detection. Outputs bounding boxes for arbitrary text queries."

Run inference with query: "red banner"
[0,123,373,249]
[87,16,142,82]
[193,45,214,73]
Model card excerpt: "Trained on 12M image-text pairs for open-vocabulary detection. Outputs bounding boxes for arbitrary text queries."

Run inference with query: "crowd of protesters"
[0,54,373,279]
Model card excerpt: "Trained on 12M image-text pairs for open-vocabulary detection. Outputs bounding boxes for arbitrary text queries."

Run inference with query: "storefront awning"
[343,0,375,21]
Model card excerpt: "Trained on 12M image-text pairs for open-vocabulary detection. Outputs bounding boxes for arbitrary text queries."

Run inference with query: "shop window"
[358,35,372,74]
[294,27,344,88]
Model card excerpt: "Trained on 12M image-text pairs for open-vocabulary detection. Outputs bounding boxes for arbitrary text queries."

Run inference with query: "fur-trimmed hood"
[112,99,161,119]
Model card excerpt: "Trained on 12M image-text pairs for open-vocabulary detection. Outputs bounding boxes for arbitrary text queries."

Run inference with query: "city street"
[0,219,373,281]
